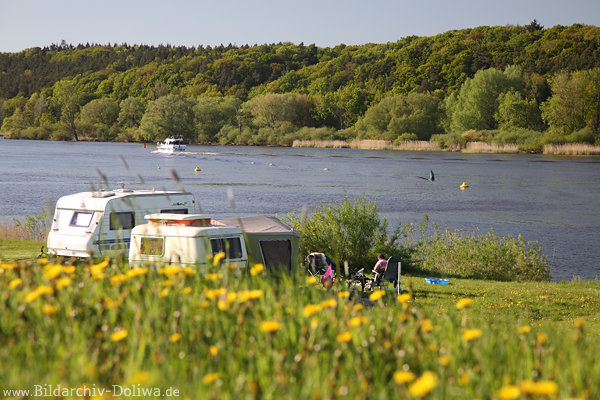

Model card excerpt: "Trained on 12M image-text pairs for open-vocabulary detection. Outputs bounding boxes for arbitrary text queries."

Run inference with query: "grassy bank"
[0,256,598,399]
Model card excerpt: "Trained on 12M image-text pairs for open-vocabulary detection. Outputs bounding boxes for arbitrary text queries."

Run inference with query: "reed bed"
[394,140,441,151]
[542,143,600,155]
[292,140,351,148]
[463,142,520,154]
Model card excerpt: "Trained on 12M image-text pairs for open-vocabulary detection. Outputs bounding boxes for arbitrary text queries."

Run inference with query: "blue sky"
[1,0,599,53]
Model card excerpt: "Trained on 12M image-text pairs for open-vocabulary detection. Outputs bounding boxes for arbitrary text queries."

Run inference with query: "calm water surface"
[1,139,599,281]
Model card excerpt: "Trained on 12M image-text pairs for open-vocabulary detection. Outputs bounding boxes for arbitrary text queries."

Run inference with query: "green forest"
[2,21,600,152]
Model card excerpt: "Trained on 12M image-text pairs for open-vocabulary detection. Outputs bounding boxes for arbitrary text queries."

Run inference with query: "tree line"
[1,22,600,150]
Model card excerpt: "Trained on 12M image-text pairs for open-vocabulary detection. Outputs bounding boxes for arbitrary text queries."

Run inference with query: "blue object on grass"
[425,278,449,285]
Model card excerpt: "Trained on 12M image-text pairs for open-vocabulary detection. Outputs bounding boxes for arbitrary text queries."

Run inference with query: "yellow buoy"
[460,182,469,189]
[194,166,201,172]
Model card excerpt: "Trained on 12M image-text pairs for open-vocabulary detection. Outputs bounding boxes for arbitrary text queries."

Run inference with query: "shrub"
[407,218,550,281]
[280,195,407,271]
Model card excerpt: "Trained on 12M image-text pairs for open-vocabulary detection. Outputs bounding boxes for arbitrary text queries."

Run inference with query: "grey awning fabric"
[213,215,300,237]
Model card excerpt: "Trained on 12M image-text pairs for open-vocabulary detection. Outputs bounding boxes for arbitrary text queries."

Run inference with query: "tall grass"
[0,256,597,399]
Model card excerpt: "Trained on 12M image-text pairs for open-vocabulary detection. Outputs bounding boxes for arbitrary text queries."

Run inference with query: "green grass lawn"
[0,238,44,260]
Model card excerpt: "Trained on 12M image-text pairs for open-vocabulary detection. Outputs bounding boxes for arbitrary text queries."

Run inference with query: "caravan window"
[160,208,188,214]
[140,237,164,255]
[211,237,243,259]
[110,212,135,230]
[69,211,94,227]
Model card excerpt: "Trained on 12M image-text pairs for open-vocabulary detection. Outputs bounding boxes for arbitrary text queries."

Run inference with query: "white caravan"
[47,189,197,258]
[128,214,248,269]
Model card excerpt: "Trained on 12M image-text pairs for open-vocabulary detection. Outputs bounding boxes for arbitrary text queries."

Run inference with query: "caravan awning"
[213,215,300,236]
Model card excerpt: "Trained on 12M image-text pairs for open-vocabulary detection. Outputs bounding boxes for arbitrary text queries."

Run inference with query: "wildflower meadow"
[1,255,599,399]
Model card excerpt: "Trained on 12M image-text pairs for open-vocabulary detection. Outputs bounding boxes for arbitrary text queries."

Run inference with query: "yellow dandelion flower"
[397,293,412,303]
[37,258,49,265]
[129,371,150,385]
[62,266,76,275]
[182,267,195,275]
[158,265,181,277]
[182,287,192,294]
[209,345,218,357]
[110,274,128,285]
[574,318,584,329]
[321,298,337,308]
[162,279,174,286]
[458,372,470,385]
[206,288,227,300]
[1,262,18,270]
[302,304,322,318]
[408,371,437,397]
[518,325,531,334]
[238,289,264,302]
[353,304,363,312]
[42,304,57,315]
[213,252,225,266]
[25,285,54,303]
[420,319,433,333]
[159,288,169,298]
[126,267,148,278]
[205,273,223,281]
[110,329,128,342]
[498,385,521,400]
[227,263,238,270]
[369,290,385,301]
[393,371,416,384]
[259,321,281,333]
[336,332,352,343]
[202,373,220,384]
[250,263,264,276]
[169,333,181,343]
[519,380,537,396]
[103,297,119,309]
[8,278,22,290]
[536,333,548,345]
[43,264,63,280]
[462,328,483,341]
[349,316,366,327]
[306,276,317,285]
[199,300,211,308]
[56,277,71,289]
[91,259,109,271]
[534,381,558,396]
[456,298,473,309]
[337,291,350,299]
[438,355,450,367]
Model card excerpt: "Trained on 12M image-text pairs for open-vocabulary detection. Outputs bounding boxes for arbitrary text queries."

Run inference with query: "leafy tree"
[139,95,197,142]
[449,66,525,133]
[356,93,442,140]
[51,80,82,141]
[495,91,544,131]
[244,93,311,129]
[80,98,119,127]
[194,96,241,143]
[118,97,145,128]
[541,71,587,133]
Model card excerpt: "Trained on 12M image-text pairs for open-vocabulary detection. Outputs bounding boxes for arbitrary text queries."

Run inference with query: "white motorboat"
[157,137,187,153]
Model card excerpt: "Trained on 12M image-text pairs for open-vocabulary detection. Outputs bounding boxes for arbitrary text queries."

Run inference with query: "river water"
[1,139,599,281]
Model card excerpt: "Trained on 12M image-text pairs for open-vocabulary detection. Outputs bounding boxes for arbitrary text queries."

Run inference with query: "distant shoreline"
[3,136,600,156]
